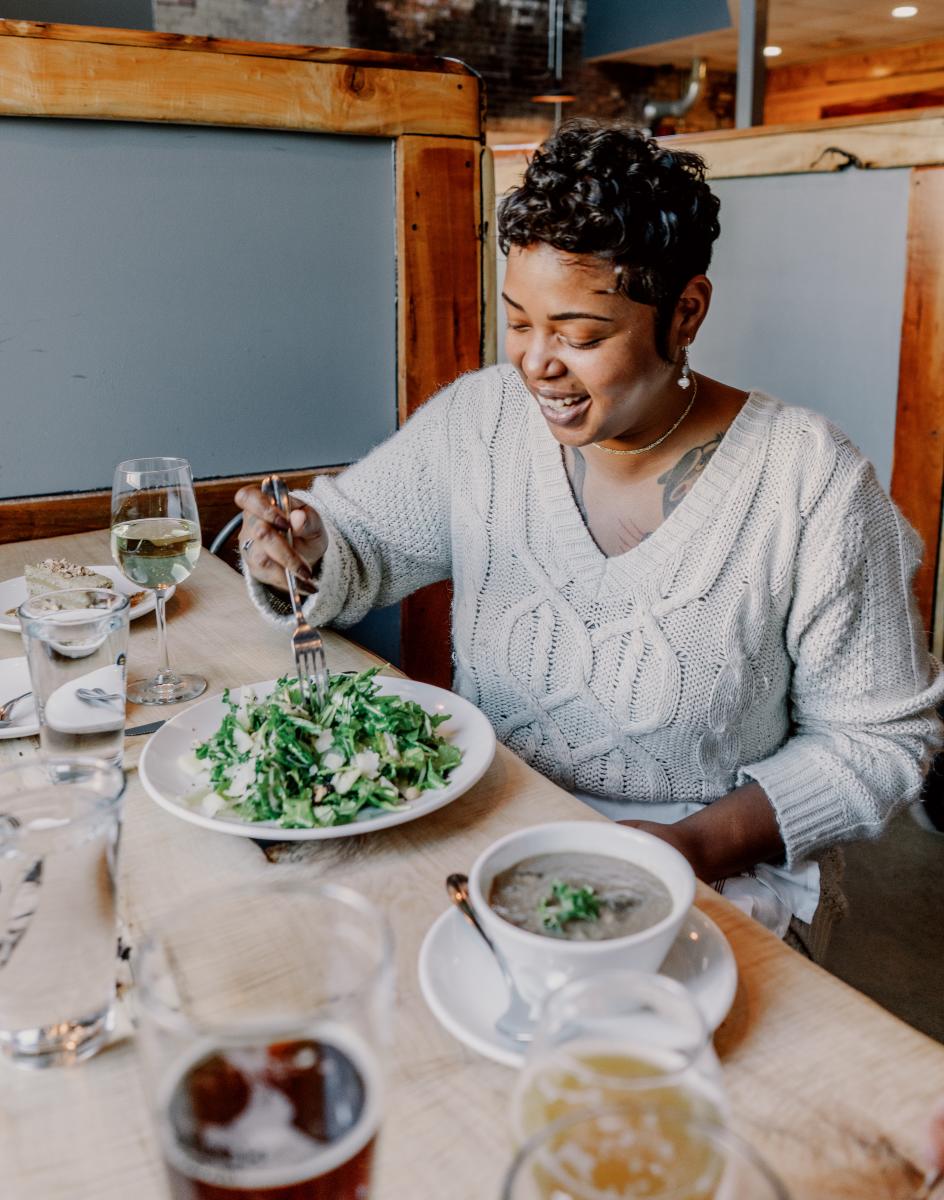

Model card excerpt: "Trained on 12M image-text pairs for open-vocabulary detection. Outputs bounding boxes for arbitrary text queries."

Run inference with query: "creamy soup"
[488,851,673,940]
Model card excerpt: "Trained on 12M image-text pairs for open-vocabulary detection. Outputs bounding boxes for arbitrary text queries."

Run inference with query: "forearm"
[624,781,785,883]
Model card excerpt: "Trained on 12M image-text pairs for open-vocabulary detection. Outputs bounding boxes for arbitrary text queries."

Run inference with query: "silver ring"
[240,538,254,555]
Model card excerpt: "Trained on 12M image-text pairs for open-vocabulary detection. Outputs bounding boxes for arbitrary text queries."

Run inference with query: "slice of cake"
[25,559,113,609]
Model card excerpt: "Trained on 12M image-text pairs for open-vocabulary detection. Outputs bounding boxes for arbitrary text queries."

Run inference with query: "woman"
[236,120,943,956]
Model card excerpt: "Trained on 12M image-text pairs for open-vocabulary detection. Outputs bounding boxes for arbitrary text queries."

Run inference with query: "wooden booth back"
[0,19,492,685]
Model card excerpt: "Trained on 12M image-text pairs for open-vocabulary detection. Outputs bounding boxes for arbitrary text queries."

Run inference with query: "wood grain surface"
[0,469,329,550]
[1,530,942,1200]
[0,23,481,138]
[396,136,486,688]
[0,17,475,73]
[892,165,944,642]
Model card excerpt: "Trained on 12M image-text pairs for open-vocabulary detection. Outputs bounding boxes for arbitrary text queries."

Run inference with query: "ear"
[671,275,712,352]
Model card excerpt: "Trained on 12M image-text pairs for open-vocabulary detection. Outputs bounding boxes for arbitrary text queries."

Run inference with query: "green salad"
[183,668,463,828]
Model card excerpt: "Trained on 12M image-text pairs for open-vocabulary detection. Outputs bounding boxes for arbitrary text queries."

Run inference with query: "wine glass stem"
[152,589,176,684]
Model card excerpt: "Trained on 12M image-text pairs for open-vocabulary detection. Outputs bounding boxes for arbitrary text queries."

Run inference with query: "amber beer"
[160,1029,381,1200]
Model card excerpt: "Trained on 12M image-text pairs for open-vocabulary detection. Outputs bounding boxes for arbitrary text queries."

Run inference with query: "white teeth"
[540,396,584,411]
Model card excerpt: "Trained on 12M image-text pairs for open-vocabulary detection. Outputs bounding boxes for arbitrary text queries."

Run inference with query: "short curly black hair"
[498,119,721,360]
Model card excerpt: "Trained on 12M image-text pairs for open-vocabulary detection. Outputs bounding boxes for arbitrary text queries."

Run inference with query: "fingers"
[235,484,327,594]
[235,486,289,532]
[247,523,315,583]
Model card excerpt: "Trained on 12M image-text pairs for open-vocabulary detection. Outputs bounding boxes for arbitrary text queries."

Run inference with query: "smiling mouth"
[535,392,589,412]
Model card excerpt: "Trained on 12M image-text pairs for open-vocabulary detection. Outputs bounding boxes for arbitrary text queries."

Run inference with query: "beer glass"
[502,1107,790,1200]
[135,879,394,1199]
[512,970,724,1145]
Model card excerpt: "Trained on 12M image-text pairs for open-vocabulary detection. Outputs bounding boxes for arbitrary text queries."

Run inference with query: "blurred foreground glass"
[0,760,125,1068]
[512,971,724,1144]
[502,1107,790,1200]
[111,456,205,705]
[19,588,130,770]
[135,879,395,1200]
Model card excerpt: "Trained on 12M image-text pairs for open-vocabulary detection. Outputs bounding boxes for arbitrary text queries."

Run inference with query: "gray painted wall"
[0,1,152,26]
[696,169,911,488]
[0,119,397,498]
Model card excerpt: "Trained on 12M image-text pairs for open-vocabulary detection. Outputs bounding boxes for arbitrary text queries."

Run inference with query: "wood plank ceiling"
[588,0,944,69]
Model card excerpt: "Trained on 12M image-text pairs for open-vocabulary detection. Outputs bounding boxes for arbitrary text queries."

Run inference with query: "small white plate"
[418,905,738,1068]
[0,566,172,633]
[0,657,39,740]
[45,663,124,735]
[139,676,497,841]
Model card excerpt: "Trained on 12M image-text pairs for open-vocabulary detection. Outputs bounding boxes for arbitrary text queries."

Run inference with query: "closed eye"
[562,337,602,349]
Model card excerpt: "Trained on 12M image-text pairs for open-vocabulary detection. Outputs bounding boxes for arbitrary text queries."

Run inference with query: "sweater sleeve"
[244,377,456,629]
[738,456,944,867]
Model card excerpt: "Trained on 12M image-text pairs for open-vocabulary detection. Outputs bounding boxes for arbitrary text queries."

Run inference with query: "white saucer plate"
[418,905,738,1068]
[0,566,171,634]
[0,657,39,740]
[139,676,496,841]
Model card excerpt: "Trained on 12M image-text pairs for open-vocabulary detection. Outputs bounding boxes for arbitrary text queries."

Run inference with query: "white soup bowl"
[468,820,695,1010]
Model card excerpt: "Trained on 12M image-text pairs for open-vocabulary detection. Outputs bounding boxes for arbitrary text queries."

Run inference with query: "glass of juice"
[111,456,205,705]
[135,879,394,1200]
[512,970,724,1146]
[501,1106,790,1200]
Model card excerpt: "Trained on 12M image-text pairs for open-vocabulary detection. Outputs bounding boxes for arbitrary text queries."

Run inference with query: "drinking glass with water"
[0,760,125,1068]
[18,588,130,770]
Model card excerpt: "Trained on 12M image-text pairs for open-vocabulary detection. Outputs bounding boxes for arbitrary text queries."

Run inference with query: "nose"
[514,331,566,381]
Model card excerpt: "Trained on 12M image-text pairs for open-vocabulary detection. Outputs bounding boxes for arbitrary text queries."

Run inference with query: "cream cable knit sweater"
[246,365,944,868]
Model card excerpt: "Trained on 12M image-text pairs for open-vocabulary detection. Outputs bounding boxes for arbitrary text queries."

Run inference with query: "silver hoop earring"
[678,344,692,390]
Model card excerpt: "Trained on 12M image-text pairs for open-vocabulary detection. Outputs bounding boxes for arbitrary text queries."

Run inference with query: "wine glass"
[501,1107,790,1200]
[511,970,724,1146]
[111,456,206,705]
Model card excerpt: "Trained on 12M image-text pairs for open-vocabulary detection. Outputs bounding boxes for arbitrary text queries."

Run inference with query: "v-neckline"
[522,377,775,592]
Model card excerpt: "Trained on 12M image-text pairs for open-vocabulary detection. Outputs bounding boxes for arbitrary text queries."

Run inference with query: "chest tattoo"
[565,433,725,553]
[658,434,723,518]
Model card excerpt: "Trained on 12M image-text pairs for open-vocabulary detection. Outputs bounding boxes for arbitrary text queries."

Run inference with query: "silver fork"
[0,691,31,726]
[261,474,328,710]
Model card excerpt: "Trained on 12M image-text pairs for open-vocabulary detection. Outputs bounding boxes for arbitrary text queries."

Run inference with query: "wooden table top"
[1,530,942,1200]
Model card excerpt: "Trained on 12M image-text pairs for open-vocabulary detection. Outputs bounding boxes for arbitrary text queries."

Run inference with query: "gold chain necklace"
[593,375,698,456]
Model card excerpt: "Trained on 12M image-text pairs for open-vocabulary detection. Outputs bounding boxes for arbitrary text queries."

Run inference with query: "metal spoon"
[445,873,535,1044]
[0,691,31,726]
[76,687,123,706]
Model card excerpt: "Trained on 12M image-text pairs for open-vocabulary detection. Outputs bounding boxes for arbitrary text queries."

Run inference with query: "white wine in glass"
[111,457,206,705]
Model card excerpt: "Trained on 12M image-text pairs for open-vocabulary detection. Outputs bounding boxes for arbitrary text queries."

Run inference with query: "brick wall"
[154,0,734,132]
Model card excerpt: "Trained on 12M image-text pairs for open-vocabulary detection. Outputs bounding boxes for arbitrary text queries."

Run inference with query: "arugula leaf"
[189,669,462,830]
[539,881,601,933]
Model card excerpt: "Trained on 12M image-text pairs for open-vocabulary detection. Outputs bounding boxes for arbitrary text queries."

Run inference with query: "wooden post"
[736,0,768,129]
[395,136,486,685]
[891,165,944,646]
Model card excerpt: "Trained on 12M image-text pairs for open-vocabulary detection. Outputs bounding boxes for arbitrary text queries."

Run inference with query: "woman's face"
[503,243,687,449]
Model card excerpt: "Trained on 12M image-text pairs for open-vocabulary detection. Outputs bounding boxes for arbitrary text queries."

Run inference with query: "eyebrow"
[501,292,614,323]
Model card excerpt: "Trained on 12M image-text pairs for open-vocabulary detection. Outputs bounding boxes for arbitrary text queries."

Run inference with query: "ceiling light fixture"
[763,45,783,57]
[891,5,918,16]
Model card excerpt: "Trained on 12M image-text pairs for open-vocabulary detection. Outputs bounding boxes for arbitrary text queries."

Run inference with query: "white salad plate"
[139,676,497,841]
[0,566,172,633]
[0,657,39,740]
[418,905,738,1068]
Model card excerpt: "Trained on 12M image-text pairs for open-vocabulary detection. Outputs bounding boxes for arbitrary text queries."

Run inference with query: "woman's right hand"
[234,485,328,596]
